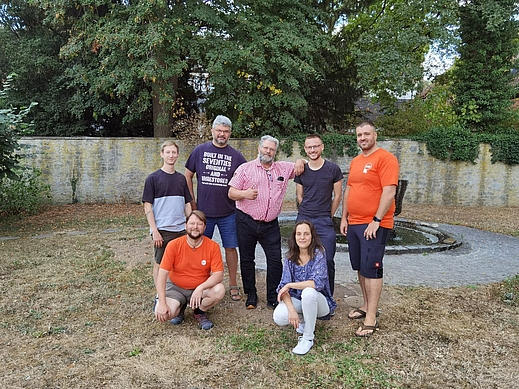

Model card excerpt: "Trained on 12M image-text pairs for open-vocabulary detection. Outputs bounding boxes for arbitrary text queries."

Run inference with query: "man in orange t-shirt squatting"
[340,121,399,338]
[154,210,225,330]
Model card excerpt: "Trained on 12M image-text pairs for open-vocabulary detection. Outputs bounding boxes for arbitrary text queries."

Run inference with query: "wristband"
[373,216,382,223]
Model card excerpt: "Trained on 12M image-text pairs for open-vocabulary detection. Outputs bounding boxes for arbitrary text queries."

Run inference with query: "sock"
[194,307,205,315]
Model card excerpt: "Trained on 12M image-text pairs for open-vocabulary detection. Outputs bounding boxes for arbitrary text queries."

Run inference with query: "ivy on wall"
[415,127,519,165]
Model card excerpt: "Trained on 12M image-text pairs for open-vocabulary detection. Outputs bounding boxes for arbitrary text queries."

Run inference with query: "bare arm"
[331,180,343,216]
[296,183,303,206]
[364,185,397,240]
[184,201,192,217]
[155,268,170,321]
[375,185,397,221]
[228,185,258,201]
[339,186,350,236]
[144,202,163,247]
[184,168,197,210]
[294,159,306,176]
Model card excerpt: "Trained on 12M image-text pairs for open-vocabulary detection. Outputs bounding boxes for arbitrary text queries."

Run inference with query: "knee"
[272,305,288,326]
[213,283,226,301]
[301,287,318,300]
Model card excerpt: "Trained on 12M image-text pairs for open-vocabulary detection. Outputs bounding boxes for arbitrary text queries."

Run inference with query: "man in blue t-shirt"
[295,134,343,298]
[185,115,247,302]
[142,141,192,288]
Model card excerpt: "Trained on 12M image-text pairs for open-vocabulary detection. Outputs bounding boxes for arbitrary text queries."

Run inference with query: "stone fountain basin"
[278,215,461,255]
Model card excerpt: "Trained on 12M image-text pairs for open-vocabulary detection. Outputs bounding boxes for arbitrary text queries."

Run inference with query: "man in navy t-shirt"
[185,115,247,302]
[295,134,343,298]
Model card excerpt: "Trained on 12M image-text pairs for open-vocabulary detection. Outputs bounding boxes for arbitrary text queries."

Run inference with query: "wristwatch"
[373,216,382,223]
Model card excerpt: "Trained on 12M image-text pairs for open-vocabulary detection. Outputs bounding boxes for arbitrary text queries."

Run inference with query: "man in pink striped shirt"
[229,135,304,309]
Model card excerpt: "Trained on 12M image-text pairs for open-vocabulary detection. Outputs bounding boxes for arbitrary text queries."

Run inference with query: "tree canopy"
[0,0,496,138]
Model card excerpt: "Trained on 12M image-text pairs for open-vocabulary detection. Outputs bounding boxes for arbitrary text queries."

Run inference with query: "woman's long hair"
[286,220,325,265]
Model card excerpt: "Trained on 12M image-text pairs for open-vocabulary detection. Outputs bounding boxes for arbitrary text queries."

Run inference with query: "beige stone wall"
[19,137,519,206]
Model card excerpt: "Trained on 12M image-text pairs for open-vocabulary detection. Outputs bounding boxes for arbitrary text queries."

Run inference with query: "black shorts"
[154,230,186,264]
[347,224,390,279]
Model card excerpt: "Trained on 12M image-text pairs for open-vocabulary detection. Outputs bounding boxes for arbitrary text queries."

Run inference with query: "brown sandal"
[229,286,242,301]
[355,321,379,337]
[348,308,380,320]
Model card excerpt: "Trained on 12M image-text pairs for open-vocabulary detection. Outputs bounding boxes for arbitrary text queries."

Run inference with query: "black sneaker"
[266,301,278,310]
[170,303,187,325]
[245,293,258,309]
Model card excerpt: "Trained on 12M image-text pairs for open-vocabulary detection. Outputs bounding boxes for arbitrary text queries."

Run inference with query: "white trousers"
[272,287,330,340]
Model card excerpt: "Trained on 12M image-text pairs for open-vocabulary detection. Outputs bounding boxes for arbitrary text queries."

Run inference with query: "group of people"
[142,115,399,354]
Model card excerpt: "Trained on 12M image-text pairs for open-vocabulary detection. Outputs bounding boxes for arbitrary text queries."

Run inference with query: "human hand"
[154,301,171,322]
[288,309,300,330]
[244,185,259,200]
[152,230,164,247]
[190,287,204,309]
[364,222,379,240]
[277,285,290,302]
[339,219,348,236]
[294,159,306,176]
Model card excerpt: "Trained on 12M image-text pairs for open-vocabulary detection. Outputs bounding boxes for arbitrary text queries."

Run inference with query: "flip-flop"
[348,308,380,320]
[348,308,367,319]
[355,321,379,337]
[229,286,242,302]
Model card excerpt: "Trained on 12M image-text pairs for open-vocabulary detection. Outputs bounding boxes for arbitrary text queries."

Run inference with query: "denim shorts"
[347,224,390,279]
[203,213,238,248]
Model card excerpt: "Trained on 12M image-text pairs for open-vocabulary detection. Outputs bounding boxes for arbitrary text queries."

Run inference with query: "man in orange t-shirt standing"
[340,121,399,337]
[154,210,225,330]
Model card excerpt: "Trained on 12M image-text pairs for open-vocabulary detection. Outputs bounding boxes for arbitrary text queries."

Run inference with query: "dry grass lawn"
[0,203,518,388]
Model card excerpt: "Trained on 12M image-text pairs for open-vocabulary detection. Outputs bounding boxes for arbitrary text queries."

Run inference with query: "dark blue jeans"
[296,214,336,295]
[236,209,282,304]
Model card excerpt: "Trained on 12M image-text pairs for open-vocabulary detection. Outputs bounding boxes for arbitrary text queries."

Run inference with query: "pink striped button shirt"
[229,159,295,222]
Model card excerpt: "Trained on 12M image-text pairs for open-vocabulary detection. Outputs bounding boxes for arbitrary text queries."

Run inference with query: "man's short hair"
[357,121,376,131]
[305,134,323,142]
[259,135,279,150]
[161,140,179,153]
[212,115,232,130]
[187,210,207,225]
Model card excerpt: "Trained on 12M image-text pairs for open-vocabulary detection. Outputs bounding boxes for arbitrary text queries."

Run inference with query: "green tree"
[202,0,327,136]
[0,74,36,179]
[31,0,214,137]
[344,0,459,111]
[452,0,519,132]
[0,1,83,135]
[2,0,463,137]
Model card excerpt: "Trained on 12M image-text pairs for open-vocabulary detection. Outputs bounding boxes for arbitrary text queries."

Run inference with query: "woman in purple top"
[273,220,337,355]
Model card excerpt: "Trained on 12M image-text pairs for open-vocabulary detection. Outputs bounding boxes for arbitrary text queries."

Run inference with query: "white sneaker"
[296,322,305,334]
[292,336,313,355]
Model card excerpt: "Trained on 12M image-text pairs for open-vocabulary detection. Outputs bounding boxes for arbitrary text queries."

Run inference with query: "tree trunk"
[152,76,178,138]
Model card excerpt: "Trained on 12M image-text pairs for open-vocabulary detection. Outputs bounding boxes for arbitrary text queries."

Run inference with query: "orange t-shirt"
[346,148,399,229]
[160,236,224,290]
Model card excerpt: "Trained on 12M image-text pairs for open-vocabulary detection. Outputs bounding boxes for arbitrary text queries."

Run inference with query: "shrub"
[0,168,51,217]
[376,83,458,137]
[418,125,480,162]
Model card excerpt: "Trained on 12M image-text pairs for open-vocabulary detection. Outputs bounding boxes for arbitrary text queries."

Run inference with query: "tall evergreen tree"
[452,0,519,132]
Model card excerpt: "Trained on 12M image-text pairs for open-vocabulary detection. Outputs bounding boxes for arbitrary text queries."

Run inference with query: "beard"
[214,136,228,146]
[258,153,274,165]
[187,229,202,240]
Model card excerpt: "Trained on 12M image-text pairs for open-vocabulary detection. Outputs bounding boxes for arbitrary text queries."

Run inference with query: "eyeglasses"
[265,169,273,182]
[304,144,323,150]
[261,146,277,153]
